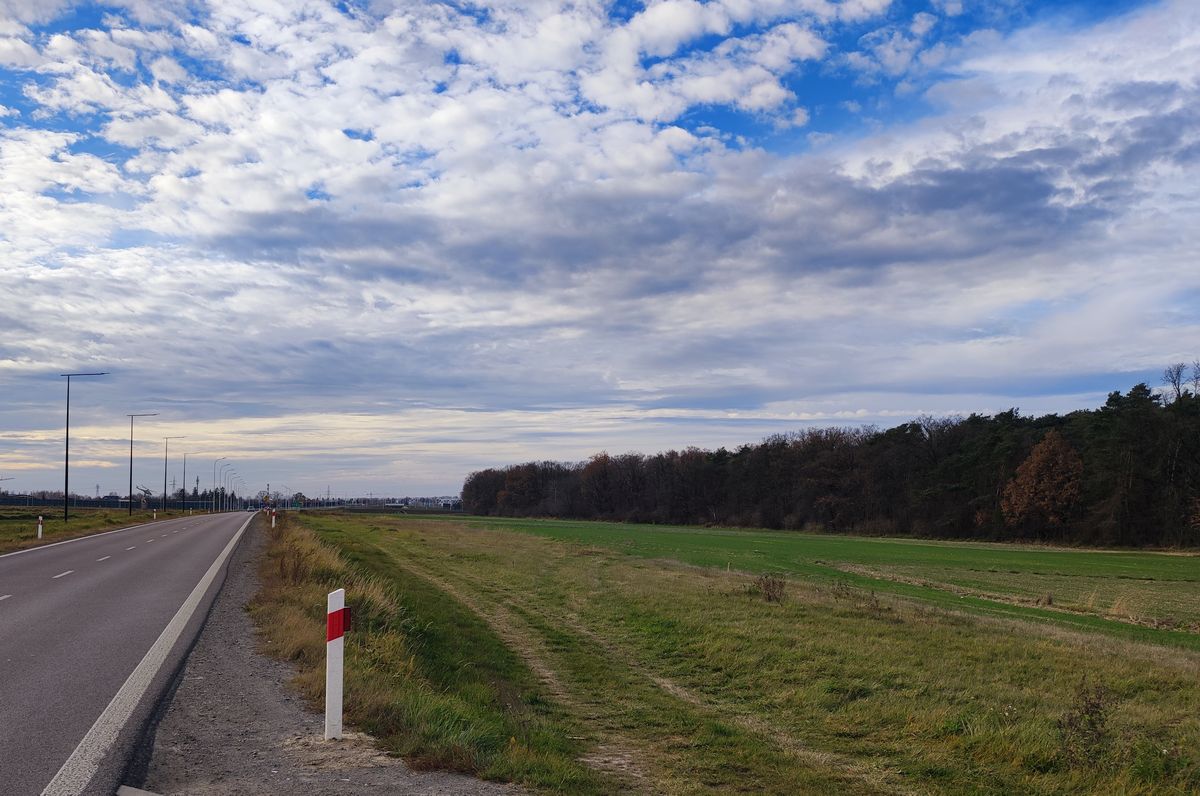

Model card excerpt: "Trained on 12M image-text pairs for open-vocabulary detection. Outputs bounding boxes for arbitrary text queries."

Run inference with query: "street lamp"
[182,452,191,513]
[61,371,108,522]
[219,463,234,511]
[127,413,157,515]
[212,457,227,512]
[162,436,186,511]
[224,470,237,512]
[228,471,240,511]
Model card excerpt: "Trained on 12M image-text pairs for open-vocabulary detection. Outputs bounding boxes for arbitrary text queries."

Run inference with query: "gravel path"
[133,521,517,795]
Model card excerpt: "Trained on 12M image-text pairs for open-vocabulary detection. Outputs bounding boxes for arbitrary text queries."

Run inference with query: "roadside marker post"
[37,515,43,539]
[271,509,276,529]
[325,588,350,740]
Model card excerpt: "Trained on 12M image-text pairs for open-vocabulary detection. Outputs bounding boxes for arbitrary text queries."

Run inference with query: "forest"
[463,372,1200,547]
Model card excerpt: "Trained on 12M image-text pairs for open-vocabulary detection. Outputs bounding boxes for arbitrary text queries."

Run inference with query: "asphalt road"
[0,511,255,796]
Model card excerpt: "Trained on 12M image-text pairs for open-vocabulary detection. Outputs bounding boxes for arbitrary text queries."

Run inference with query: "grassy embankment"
[250,512,608,792]
[0,506,166,554]
[252,512,1200,794]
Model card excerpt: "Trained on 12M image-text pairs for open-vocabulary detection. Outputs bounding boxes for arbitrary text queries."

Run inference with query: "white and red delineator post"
[37,515,43,539]
[325,588,349,740]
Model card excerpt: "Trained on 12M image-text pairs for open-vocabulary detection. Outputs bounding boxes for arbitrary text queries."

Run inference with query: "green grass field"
[255,512,1200,794]
[0,505,168,554]
[425,515,1200,647]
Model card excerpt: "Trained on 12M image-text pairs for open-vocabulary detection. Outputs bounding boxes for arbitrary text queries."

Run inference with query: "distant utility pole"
[163,436,186,511]
[62,371,108,522]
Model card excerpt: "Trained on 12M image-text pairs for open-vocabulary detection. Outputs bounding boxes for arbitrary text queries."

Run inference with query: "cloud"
[0,0,1196,495]
[0,33,40,66]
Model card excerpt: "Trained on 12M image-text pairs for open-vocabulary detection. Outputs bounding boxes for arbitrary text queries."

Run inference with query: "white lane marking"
[52,570,74,579]
[0,594,11,601]
[146,539,155,543]
[41,514,253,796]
[97,556,111,562]
[126,546,136,551]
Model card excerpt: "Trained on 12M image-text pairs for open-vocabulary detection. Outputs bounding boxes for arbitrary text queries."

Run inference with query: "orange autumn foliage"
[1001,430,1084,530]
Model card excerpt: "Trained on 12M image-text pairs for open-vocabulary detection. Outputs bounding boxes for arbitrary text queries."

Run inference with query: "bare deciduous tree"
[1192,359,1200,396]
[1163,362,1186,402]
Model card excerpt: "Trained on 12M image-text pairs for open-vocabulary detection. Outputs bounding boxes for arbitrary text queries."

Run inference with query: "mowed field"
[0,505,163,553]
[258,512,1200,794]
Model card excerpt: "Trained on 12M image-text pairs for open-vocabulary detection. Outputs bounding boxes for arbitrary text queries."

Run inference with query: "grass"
[0,505,176,554]
[253,511,1200,794]
[425,515,1200,649]
[249,513,609,792]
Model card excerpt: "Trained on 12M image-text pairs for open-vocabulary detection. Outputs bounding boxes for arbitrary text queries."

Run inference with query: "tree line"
[463,368,1200,547]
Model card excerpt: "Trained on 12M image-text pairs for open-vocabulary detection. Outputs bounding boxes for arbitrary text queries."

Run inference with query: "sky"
[1,0,1197,499]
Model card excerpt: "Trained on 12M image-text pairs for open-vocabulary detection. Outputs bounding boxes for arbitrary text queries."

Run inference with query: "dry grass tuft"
[751,572,787,603]
[1057,678,1112,768]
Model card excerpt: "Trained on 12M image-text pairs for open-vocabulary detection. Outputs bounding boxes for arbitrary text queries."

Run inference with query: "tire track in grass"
[386,555,655,790]
[404,552,913,796]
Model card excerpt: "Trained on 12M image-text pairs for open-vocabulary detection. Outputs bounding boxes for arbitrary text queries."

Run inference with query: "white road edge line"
[97,556,111,562]
[0,594,11,601]
[41,514,254,796]
[52,571,74,579]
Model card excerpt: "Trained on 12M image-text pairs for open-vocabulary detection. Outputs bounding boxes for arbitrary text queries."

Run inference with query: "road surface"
[0,511,254,796]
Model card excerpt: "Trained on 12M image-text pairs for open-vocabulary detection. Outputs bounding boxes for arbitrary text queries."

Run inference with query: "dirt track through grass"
[396,551,915,796]
[386,555,658,789]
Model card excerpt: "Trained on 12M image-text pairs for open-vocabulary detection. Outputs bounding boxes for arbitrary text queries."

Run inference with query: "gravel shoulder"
[133,520,517,795]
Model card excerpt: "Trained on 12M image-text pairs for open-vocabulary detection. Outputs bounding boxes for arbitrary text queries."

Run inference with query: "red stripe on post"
[326,607,350,641]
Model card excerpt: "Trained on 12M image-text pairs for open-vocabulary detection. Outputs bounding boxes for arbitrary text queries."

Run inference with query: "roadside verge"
[133,516,518,795]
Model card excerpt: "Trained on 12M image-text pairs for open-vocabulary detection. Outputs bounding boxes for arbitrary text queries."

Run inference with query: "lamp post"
[212,457,227,512]
[227,471,239,511]
[162,436,186,512]
[127,413,157,515]
[61,372,108,522]
[182,452,190,513]
[219,463,233,512]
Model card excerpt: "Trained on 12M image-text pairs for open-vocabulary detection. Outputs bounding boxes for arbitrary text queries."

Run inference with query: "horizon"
[0,373,1179,498]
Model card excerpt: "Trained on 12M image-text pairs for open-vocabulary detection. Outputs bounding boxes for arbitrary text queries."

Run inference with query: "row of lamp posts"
[61,372,248,521]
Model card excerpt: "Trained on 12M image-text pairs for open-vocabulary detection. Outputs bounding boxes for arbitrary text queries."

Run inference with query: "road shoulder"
[132,521,516,795]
